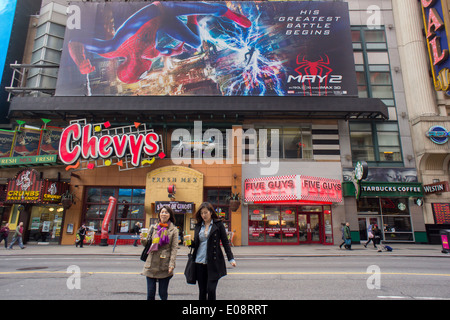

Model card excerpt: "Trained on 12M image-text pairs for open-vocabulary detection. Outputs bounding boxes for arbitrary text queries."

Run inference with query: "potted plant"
[61,190,74,209]
[228,193,241,212]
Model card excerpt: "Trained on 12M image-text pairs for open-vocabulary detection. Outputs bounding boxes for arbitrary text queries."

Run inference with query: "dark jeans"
[146,276,172,300]
[76,235,85,247]
[195,263,219,300]
[365,237,376,248]
[0,234,7,248]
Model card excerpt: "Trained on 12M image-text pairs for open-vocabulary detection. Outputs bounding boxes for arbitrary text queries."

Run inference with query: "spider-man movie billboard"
[56,1,357,97]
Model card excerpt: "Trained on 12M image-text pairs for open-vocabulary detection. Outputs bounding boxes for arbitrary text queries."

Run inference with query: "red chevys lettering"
[59,123,160,166]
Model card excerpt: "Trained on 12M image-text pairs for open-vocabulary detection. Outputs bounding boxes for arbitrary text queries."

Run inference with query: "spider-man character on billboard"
[295,54,333,96]
[68,1,251,84]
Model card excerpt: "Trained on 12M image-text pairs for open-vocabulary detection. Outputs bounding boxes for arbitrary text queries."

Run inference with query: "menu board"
[432,203,450,224]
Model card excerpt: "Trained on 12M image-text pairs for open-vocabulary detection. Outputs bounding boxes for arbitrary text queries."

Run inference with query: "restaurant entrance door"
[298,213,321,243]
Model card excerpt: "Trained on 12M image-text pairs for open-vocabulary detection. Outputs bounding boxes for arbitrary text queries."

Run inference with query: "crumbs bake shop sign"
[5,168,69,203]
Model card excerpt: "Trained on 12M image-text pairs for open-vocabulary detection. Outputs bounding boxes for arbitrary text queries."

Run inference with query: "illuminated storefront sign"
[426,125,450,144]
[244,175,342,203]
[59,121,165,170]
[342,181,423,198]
[423,181,449,193]
[421,0,450,93]
[5,168,69,204]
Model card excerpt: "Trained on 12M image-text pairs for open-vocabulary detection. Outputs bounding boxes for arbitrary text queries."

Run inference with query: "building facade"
[1,0,430,247]
[392,0,450,244]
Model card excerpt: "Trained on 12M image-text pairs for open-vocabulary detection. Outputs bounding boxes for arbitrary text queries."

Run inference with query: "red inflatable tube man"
[100,196,117,246]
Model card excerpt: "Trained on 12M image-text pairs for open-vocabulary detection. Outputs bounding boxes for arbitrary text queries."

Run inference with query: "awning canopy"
[8,96,388,122]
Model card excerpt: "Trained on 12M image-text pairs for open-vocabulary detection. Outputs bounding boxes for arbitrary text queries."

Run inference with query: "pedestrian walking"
[339,223,346,249]
[0,223,10,249]
[141,206,178,300]
[8,222,25,250]
[364,224,375,248]
[343,222,352,250]
[191,202,236,300]
[133,221,141,247]
[75,224,87,248]
[373,225,382,251]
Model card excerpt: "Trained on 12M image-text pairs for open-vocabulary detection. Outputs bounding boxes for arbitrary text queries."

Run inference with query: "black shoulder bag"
[184,247,196,284]
[140,226,154,262]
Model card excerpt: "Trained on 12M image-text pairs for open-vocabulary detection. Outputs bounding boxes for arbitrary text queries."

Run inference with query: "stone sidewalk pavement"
[1,243,447,258]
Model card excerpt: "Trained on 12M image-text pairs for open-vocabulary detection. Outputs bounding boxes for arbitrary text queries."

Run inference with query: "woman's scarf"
[149,222,170,252]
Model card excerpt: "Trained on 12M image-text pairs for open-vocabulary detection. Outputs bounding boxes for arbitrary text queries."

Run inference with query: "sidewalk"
[0,243,448,258]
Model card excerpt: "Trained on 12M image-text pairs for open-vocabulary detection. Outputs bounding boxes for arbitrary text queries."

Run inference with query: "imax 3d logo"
[426,125,450,144]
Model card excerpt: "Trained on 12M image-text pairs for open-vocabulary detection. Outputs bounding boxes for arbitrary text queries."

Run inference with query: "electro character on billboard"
[57,1,357,97]
[68,1,251,84]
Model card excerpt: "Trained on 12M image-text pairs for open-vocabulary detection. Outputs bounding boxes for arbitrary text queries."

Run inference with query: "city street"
[1,253,450,301]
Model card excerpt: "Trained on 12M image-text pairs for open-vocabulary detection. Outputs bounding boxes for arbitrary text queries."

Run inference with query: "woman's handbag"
[184,247,196,284]
[140,226,154,262]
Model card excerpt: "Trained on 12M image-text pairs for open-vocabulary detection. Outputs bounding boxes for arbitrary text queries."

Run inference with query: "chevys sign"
[59,121,165,169]
[244,175,342,203]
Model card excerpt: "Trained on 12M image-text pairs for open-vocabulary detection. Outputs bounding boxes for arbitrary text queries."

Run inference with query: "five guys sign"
[244,175,342,203]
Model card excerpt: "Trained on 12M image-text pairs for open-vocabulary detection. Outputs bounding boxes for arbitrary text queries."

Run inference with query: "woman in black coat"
[191,202,236,300]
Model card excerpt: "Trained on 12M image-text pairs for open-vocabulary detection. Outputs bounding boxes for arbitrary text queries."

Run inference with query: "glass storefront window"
[249,205,265,243]
[383,216,413,241]
[357,198,381,214]
[101,188,115,203]
[301,206,322,212]
[118,189,132,203]
[85,204,107,219]
[248,205,332,245]
[357,197,414,242]
[28,206,63,243]
[255,125,313,159]
[381,198,409,215]
[265,207,281,243]
[205,188,231,225]
[323,206,333,244]
[84,187,145,235]
[87,188,101,203]
[281,207,297,243]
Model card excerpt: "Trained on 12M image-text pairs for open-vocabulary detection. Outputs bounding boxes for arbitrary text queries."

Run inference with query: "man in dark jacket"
[0,223,10,248]
[133,222,141,246]
[343,222,352,250]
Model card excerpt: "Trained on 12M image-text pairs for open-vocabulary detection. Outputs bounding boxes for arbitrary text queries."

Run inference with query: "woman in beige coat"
[141,206,178,300]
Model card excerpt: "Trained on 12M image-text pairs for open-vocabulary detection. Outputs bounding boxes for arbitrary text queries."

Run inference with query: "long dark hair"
[194,202,219,224]
[158,205,175,223]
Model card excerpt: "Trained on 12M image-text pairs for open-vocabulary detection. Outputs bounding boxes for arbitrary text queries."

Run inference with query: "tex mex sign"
[421,0,450,94]
[59,121,165,170]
